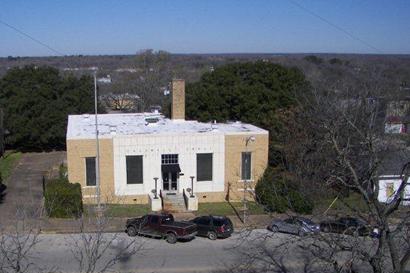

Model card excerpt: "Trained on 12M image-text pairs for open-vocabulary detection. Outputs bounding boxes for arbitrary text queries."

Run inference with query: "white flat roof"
[67,113,268,139]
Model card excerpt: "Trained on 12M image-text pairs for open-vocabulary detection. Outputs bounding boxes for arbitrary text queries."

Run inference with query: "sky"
[0,0,409,57]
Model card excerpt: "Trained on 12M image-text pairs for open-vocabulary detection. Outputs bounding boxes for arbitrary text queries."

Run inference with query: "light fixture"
[246,136,256,146]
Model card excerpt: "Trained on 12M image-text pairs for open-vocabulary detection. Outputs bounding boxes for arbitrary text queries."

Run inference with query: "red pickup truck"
[125,213,198,244]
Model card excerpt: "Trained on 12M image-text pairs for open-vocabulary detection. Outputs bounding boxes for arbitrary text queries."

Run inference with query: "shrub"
[59,163,68,179]
[287,190,314,214]
[44,177,83,218]
[255,167,314,214]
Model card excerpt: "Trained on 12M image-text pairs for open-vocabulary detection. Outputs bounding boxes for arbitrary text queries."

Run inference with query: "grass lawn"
[85,204,150,218]
[195,201,266,216]
[0,151,22,184]
[313,193,368,215]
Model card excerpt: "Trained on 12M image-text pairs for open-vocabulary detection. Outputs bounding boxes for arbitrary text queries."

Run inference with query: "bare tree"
[297,87,410,273]
[101,91,141,112]
[0,221,39,273]
[0,206,57,273]
[231,83,409,273]
[133,49,172,111]
[68,204,143,273]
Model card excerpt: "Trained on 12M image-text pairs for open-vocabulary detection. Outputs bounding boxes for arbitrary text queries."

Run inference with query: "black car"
[190,215,234,240]
[320,217,380,237]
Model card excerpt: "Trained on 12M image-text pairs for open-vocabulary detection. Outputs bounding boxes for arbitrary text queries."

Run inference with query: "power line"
[0,18,64,56]
[286,0,383,54]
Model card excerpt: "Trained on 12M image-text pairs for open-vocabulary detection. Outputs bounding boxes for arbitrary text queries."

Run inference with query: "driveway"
[0,151,66,226]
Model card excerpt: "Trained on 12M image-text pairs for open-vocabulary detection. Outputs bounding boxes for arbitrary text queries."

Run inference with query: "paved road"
[20,230,299,273]
[7,229,391,273]
[0,152,66,225]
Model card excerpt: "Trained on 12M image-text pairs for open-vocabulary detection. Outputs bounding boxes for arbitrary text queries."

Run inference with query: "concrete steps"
[162,193,188,213]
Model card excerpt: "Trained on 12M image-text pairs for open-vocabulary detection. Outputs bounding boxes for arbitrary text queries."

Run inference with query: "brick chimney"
[171,79,185,120]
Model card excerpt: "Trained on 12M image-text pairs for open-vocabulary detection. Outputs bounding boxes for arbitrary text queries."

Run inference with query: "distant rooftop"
[67,113,268,139]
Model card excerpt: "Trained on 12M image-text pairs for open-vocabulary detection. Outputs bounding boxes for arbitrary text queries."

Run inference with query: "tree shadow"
[0,183,7,204]
[227,201,242,221]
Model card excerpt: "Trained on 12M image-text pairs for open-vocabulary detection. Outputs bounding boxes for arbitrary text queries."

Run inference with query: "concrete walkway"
[0,151,66,228]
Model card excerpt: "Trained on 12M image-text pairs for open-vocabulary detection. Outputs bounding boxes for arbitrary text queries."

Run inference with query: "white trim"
[67,131,268,140]
[237,188,255,192]
[83,195,97,198]
[379,175,404,178]
[224,131,268,136]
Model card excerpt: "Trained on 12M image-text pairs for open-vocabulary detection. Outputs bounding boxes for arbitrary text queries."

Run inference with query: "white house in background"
[384,99,410,134]
[97,75,112,84]
[378,175,410,205]
[385,116,408,134]
[378,151,410,206]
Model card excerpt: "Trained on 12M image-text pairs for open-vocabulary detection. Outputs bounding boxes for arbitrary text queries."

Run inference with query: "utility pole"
[243,174,247,225]
[94,72,101,210]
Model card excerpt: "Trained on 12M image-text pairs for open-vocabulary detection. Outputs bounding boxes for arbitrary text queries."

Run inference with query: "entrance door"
[161,154,180,192]
[162,171,178,191]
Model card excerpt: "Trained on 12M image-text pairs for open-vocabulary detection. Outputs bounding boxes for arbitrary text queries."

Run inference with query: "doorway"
[161,154,181,192]
[162,171,178,191]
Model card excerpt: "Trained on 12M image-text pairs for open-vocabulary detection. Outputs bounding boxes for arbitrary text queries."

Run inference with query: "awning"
[161,164,181,173]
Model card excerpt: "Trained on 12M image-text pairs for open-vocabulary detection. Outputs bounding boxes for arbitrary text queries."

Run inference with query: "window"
[163,215,174,223]
[161,154,178,165]
[150,215,159,224]
[197,216,211,225]
[241,152,252,180]
[386,183,395,198]
[85,157,96,186]
[197,153,213,181]
[126,156,143,184]
[213,217,231,226]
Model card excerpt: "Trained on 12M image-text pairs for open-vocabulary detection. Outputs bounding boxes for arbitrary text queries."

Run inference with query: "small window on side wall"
[241,152,252,180]
[85,157,96,186]
[197,153,213,181]
[126,155,143,184]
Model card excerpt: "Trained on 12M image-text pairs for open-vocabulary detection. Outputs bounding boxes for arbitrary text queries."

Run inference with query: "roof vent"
[149,105,162,113]
[110,126,117,135]
[82,114,90,120]
[145,116,160,126]
[211,120,218,131]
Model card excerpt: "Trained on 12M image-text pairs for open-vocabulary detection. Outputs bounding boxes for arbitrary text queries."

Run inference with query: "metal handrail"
[159,189,164,211]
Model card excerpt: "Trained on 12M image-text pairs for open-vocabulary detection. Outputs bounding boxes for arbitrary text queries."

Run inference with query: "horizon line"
[1,51,410,59]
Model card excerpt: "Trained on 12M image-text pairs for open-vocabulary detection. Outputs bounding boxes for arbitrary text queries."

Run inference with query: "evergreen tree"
[186,61,310,165]
[0,66,96,151]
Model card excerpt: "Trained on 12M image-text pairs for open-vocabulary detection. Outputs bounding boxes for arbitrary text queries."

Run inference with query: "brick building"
[66,80,269,211]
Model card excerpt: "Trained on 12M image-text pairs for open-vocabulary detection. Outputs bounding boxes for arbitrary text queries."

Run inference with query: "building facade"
[66,80,269,208]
